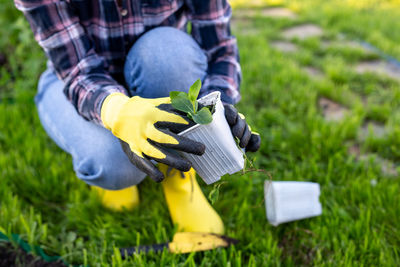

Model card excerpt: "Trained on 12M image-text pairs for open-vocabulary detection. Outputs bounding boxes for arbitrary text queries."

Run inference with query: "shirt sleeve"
[186,0,241,104]
[14,0,127,125]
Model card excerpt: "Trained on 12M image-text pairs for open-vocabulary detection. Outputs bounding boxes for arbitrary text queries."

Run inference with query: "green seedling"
[208,181,227,204]
[170,79,213,125]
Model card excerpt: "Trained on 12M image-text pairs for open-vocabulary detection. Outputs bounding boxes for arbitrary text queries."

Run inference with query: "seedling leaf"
[208,186,219,205]
[171,95,194,114]
[208,182,226,204]
[192,107,213,125]
[188,79,201,103]
[170,91,187,99]
[169,80,213,125]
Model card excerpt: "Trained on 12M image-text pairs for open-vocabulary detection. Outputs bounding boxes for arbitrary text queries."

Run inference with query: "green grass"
[1,0,400,266]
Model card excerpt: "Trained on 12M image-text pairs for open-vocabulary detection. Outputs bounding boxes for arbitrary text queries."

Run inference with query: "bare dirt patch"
[0,243,65,267]
[0,53,6,67]
[278,227,317,266]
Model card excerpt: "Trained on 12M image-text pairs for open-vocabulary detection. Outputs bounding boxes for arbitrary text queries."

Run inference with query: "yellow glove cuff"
[101,93,129,130]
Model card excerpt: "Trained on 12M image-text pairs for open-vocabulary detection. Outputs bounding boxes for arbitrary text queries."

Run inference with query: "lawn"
[1,0,400,266]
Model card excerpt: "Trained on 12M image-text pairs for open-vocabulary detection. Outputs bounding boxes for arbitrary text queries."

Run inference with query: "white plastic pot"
[178,92,245,184]
[264,181,322,226]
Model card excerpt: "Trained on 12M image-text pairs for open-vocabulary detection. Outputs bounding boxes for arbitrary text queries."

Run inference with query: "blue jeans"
[36,27,208,190]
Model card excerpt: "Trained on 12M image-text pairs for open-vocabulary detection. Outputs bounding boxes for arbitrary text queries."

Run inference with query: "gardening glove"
[101,93,205,182]
[224,104,261,152]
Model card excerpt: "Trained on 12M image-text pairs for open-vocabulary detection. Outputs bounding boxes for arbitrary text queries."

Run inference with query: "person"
[14,0,261,235]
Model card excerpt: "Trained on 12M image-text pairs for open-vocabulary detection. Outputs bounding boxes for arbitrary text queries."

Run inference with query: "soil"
[0,53,6,67]
[0,243,66,267]
[278,227,316,266]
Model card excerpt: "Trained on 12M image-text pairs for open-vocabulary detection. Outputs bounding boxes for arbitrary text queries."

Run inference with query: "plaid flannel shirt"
[14,0,241,125]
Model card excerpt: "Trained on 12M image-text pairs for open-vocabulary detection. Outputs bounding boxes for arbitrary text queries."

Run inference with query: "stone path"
[348,143,361,158]
[260,7,297,19]
[234,5,400,178]
[282,24,323,40]
[270,41,298,52]
[358,121,386,140]
[321,40,373,53]
[316,38,399,178]
[378,157,398,177]
[303,66,324,79]
[234,7,296,19]
[360,154,398,177]
[356,60,400,81]
[318,97,347,121]
[347,144,398,177]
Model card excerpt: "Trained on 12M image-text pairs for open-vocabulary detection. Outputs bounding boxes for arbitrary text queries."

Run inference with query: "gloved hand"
[101,93,205,182]
[224,104,261,152]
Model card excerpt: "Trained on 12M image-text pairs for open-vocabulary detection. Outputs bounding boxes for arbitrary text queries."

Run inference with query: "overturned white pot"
[264,181,322,226]
[178,92,244,184]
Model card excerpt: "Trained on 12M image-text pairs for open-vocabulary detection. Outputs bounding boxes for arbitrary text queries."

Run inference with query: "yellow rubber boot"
[92,185,139,211]
[160,165,224,234]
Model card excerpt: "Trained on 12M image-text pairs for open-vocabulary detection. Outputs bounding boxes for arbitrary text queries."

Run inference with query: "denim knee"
[73,142,147,190]
[124,27,208,98]
[35,67,147,190]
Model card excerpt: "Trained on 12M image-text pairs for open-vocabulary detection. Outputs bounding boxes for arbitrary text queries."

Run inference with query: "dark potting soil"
[0,243,66,267]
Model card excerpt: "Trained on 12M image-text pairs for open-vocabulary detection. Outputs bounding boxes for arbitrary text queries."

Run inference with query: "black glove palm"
[120,103,202,183]
[224,104,261,152]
